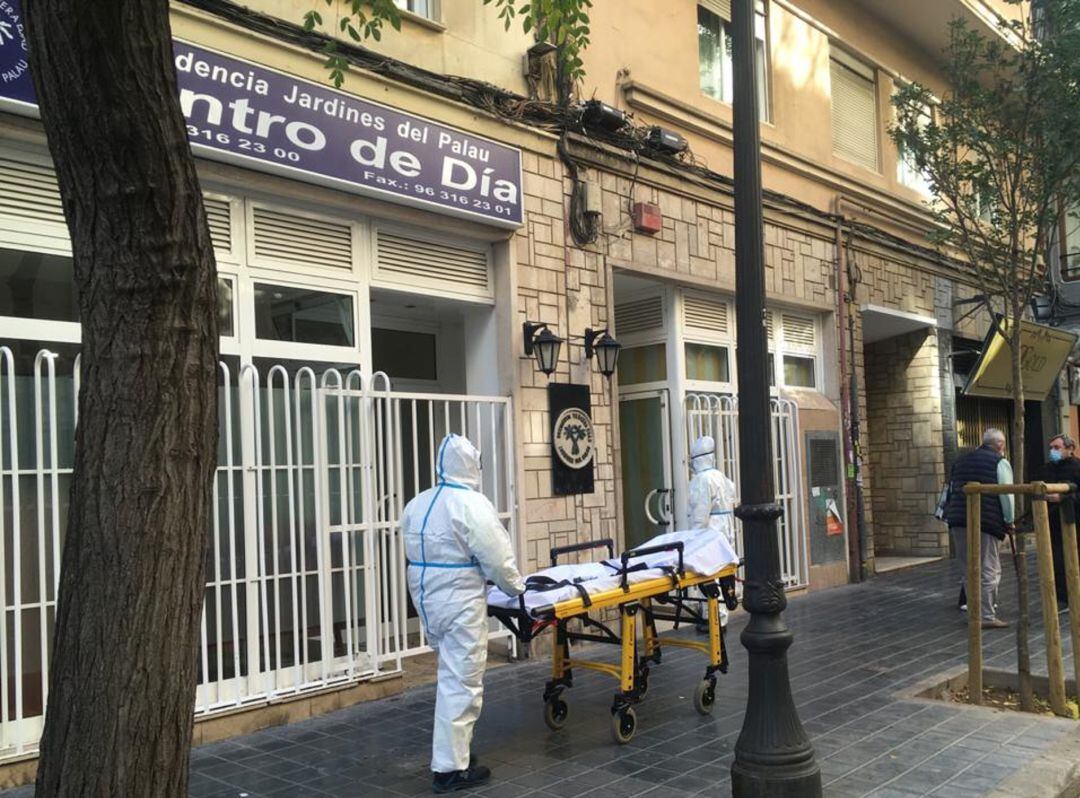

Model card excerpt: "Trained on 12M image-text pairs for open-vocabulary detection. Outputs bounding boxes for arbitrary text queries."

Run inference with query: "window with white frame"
[767,310,819,389]
[830,48,879,171]
[697,0,770,121]
[895,96,933,195]
[394,0,437,20]
[682,291,734,388]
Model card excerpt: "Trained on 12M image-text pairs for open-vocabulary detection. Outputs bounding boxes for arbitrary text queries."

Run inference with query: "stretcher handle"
[549,538,615,567]
[620,542,684,591]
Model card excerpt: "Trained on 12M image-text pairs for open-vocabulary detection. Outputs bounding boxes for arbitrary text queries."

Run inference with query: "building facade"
[0,0,1067,775]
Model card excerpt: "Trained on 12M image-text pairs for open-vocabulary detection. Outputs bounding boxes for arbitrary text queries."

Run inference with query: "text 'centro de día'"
[174,49,518,205]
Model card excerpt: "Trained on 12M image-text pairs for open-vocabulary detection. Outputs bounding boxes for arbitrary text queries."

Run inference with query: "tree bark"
[25,2,218,795]
[1009,316,1034,712]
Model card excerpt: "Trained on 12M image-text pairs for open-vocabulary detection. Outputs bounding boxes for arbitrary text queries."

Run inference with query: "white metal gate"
[684,393,807,587]
[0,348,516,760]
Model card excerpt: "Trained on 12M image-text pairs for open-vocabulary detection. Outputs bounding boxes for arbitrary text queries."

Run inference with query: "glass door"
[618,390,673,551]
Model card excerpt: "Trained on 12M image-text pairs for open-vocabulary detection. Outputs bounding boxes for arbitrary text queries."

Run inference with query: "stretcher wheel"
[693,680,716,715]
[611,708,637,744]
[543,698,569,731]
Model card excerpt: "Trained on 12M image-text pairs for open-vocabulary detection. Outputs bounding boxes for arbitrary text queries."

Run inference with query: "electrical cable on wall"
[181,0,970,276]
[557,133,600,247]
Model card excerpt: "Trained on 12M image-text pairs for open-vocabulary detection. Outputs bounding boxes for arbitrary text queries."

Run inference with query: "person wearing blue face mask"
[1041,434,1080,608]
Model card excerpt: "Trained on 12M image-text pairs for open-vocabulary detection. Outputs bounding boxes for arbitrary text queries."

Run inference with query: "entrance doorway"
[618,390,673,550]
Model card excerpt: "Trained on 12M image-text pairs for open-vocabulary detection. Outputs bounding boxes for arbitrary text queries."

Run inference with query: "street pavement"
[6,555,1080,797]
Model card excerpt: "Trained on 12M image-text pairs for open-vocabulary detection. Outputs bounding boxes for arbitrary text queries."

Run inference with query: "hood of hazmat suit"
[690,435,717,474]
[687,435,738,547]
[401,433,525,774]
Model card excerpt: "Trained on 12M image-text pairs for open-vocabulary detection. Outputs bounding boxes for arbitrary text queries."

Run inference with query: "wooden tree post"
[1058,490,1080,700]
[966,484,982,705]
[1031,483,1069,717]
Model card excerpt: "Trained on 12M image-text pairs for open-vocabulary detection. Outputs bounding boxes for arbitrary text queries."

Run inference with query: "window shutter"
[701,0,731,20]
[766,310,775,343]
[830,54,879,171]
[374,228,492,301]
[0,155,64,228]
[683,293,729,337]
[781,314,816,352]
[251,205,353,271]
[699,0,765,21]
[203,195,236,260]
[615,296,664,337]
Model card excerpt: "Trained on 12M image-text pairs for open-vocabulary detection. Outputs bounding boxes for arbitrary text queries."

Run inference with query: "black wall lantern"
[523,321,563,376]
[584,328,622,378]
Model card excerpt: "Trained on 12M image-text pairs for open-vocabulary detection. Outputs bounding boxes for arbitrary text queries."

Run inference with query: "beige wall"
[576,0,973,239]
[231,0,532,95]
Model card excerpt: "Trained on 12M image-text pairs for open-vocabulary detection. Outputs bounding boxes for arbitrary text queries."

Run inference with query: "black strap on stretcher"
[521,575,593,609]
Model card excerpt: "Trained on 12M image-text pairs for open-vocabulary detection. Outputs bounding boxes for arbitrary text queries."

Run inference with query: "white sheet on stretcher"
[487,528,738,616]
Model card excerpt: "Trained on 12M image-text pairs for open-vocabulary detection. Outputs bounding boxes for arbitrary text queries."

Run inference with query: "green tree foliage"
[303,0,592,88]
[891,0,1080,711]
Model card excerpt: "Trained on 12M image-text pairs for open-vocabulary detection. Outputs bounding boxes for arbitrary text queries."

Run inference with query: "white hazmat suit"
[687,435,738,627]
[402,434,525,775]
[687,435,738,547]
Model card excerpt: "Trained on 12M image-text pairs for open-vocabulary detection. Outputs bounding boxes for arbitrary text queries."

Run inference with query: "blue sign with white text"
[0,0,32,106]
[0,0,523,228]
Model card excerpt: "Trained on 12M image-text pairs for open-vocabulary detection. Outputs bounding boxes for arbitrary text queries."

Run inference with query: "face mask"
[1049,449,1064,463]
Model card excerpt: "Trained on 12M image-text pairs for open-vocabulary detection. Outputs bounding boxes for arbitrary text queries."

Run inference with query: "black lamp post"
[729,0,821,795]
[523,321,563,377]
[584,327,622,378]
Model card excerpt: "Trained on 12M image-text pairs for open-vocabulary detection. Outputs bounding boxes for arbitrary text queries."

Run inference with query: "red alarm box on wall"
[631,201,663,235]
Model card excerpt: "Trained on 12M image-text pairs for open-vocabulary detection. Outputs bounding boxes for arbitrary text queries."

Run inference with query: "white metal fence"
[684,393,807,587]
[0,348,516,759]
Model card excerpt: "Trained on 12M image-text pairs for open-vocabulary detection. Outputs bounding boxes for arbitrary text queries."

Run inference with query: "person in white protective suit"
[687,435,738,627]
[402,433,525,794]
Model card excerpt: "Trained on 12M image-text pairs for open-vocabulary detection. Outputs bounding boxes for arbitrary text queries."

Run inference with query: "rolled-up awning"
[962,317,1077,401]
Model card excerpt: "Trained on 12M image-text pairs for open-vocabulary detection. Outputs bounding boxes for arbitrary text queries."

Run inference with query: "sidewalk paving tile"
[4,559,1080,797]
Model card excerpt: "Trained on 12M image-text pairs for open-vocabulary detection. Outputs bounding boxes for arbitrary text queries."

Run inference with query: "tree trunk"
[1009,317,1034,712]
[25,2,218,795]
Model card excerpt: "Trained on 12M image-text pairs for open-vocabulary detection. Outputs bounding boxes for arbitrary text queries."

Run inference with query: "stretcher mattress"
[487,528,738,616]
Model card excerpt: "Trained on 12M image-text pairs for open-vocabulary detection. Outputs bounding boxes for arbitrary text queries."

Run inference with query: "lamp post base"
[730,575,821,798]
[731,765,823,798]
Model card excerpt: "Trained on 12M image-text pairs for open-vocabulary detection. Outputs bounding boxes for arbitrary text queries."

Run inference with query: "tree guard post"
[965,483,982,705]
[1031,483,1069,717]
[1058,485,1080,703]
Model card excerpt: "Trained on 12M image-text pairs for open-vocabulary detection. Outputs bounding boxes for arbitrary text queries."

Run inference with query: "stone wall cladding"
[865,329,948,555]
[513,142,965,575]
[515,151,619,574]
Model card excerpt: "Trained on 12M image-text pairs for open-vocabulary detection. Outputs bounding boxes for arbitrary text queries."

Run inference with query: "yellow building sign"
[963,319,1077,400]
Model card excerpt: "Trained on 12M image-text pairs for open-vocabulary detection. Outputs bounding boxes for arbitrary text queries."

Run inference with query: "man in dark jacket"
[1041,433,1080,607]
[945,428,1014,629]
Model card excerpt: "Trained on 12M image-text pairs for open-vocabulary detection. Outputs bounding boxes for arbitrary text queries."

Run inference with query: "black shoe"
[433,765,491,793]
[957,585,966,611]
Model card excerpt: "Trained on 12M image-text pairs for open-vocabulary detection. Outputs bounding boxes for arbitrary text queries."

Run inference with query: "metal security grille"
[807,436,839,489]
[956,395,1011,453]
[683,393,808,587]
[0,347,516,759]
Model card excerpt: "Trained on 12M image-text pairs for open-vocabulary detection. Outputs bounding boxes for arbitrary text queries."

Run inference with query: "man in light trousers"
[944,428,1014,629]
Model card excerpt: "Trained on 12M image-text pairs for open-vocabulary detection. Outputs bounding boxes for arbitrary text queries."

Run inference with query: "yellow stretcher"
[488,538,739,744]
